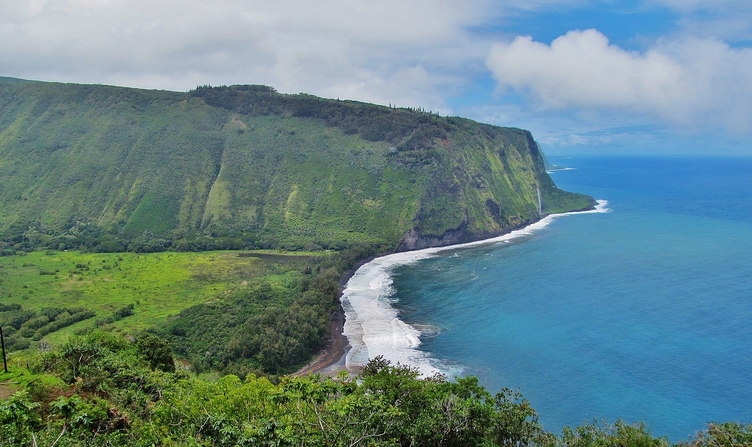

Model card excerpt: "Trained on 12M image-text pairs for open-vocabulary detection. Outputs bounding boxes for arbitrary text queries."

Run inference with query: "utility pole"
[0,326,7,373]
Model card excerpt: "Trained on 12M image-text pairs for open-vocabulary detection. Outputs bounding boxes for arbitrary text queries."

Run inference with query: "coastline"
[292,255,381,377]
[294,200,608,376]
[292,302,349,376]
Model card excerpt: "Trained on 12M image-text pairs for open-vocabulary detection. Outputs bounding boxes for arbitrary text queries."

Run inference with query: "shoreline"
[294,200,608,376]
[292,255,381,377]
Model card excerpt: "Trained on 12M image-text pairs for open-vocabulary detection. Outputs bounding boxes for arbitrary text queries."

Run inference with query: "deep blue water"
[391,156,752,441]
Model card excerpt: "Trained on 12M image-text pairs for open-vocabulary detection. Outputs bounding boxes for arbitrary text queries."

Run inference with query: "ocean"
[340,155,752,441]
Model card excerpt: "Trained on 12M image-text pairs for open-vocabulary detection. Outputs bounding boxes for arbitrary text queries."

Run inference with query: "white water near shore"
[341,200,609,376]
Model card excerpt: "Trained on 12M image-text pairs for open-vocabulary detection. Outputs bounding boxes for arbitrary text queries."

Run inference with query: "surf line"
[341,200,609,377]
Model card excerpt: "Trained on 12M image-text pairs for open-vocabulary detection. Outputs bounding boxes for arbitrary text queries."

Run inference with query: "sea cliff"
[0,78,593,253]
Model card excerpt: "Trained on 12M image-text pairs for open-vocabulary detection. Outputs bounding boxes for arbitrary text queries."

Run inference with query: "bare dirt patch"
[0,382,17,400]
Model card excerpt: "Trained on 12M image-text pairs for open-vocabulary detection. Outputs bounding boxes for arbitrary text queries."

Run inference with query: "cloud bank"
[2,0,752,152]
[486,29,752,132]
[0,0,498,111]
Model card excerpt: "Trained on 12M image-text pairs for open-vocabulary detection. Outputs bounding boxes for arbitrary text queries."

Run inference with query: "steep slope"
[0,78,594,253]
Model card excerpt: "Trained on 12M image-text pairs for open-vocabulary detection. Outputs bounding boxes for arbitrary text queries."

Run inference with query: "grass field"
[0,250,322,345]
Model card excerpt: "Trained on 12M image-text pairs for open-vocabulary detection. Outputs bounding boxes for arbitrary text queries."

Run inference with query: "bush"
[135,333,175,372]
[21,315,50,331]
[112,304,134,320]
[36,310,96,336]
[0,309,35,329]
[0,303,22,312]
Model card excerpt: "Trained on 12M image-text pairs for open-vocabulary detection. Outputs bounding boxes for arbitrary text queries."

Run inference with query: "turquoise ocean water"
[342,156,752,441]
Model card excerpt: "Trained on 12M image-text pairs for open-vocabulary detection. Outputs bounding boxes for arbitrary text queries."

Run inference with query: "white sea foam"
[546,167,577,173]
[341,199,609,376]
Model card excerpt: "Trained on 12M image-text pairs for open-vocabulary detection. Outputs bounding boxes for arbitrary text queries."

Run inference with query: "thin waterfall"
[537,186,542,216]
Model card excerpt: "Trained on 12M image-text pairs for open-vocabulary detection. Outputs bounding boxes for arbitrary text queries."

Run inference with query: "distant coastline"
[303,200,609,376]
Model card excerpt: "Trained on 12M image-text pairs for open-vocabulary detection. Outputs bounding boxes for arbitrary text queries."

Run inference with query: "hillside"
[0,77,593,254]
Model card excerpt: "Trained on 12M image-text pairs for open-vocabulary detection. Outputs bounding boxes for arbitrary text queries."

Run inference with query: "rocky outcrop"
[396,215,536,252]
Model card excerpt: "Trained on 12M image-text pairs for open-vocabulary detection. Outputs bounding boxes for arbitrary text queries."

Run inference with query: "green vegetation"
[0,250,311,338]
[0,304,95,350]
[161,245,381,376]
[2,333,750,446]
[0,244,382,375]
[0,78,748,445]
[0,78,593,255]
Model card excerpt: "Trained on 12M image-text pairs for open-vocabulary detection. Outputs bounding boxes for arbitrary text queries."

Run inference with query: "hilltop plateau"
[0,77,593,254]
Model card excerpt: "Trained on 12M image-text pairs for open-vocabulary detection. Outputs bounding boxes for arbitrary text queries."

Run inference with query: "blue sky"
[2,0,751,155]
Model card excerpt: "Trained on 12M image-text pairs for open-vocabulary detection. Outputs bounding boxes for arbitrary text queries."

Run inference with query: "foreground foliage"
[1,332,750,446]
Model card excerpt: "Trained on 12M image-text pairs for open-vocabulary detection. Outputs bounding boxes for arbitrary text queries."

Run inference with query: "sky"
[2,0,752,155]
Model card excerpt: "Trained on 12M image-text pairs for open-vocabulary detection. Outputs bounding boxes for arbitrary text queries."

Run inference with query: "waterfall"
[537,187,542,216]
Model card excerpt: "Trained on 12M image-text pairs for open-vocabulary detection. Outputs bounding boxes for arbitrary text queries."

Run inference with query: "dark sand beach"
[293,255,381,376]
[293,302,349,376]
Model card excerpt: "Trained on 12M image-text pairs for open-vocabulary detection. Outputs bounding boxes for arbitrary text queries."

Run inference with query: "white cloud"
[0,0,500,111]
[3,0,752,153]
[486,29,752,133]
[0,0,600,110]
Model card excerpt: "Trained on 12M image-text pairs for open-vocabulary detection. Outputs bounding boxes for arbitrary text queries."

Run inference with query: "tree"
[136,333,175,373]
[0,391,41,446]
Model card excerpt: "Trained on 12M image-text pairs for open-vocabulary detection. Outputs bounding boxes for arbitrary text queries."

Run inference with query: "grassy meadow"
[0,249,320,345]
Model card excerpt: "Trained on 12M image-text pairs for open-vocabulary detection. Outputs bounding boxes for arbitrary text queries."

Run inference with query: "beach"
[293,255,380,377]
[292,302,349,376]
[294,200,608,377]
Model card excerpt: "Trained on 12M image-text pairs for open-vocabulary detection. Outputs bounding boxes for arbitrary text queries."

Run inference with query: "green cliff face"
[0,78,594,252]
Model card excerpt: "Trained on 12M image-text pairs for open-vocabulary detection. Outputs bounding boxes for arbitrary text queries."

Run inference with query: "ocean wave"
[547,167,577,173]
[341,199,608,377]
[342,251,440,375]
